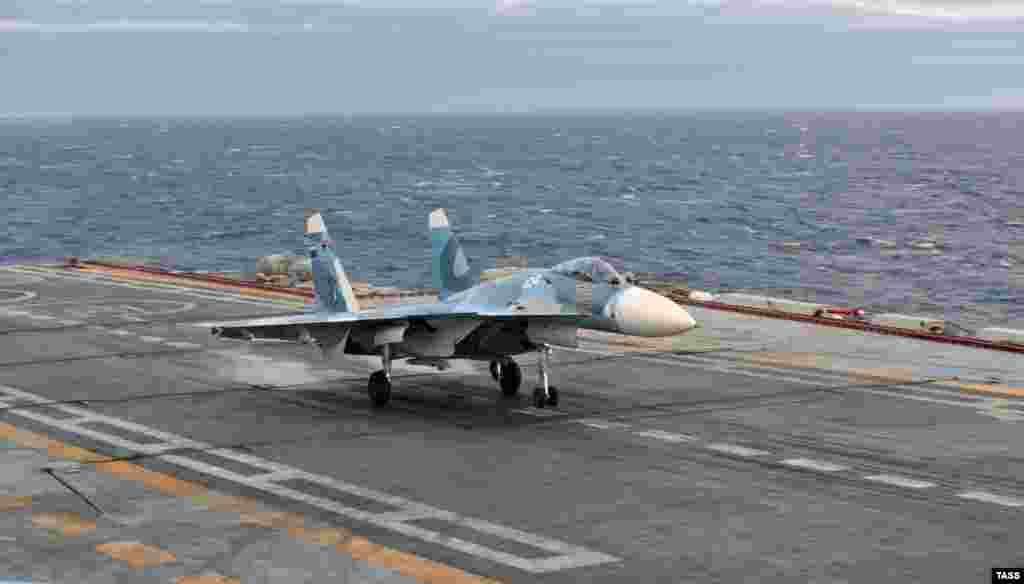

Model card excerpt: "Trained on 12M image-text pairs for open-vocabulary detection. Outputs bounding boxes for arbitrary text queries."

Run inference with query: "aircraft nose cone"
[613,286,698,337]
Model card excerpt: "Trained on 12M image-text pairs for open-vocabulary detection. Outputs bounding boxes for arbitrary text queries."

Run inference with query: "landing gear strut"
[490,359,522,397]
[368,344,392,406]
[532,344,558,408]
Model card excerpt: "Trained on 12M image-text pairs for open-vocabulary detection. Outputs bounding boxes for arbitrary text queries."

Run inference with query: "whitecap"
[622,194,636,200]
[539,209,553,214]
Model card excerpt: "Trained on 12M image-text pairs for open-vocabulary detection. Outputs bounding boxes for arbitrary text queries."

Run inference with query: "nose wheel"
[532,386,558,408]
[532,344,558,408]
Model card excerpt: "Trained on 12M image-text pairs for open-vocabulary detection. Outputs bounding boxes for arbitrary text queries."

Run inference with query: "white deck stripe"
[956,491,1024,507]
[670,352,855,382]
[568,347,829,387]
[165,342,202,350]
[513,408,566,418]
[631,429,694,443]
[705,443,770,457]
[575,419,631,431]
[863,474,936,489]
[0,383,618,573]
[781,458,848,472]
[569,347,1012,416]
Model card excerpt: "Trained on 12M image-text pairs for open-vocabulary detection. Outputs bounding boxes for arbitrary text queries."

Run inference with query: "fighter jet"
[209,209,697,408]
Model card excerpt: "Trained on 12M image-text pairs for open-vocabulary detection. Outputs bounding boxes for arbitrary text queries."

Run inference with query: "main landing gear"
[368,344,392,406]
[532,344,558,408]
[489,359,523,397]
[491,346,558,408]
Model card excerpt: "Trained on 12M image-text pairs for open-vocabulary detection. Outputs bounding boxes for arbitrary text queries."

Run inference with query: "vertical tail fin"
[430,208,477,301]
[305,210,359,313]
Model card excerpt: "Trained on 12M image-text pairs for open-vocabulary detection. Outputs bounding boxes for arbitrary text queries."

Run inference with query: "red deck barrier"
[79,260,435,299]
[77,260,1023,355]
[683,298,1024,355]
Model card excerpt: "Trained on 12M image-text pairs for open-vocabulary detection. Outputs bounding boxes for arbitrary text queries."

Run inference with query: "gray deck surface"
[0,266,1021,583]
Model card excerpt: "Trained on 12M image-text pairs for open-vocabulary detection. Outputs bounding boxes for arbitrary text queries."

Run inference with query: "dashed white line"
[956,491,1024,507]
[631,429,694,443]
[568,346,831,387]
[781,458,848,473]
[863,474,936,489]
[513,408,566,418]
[705,443,770,457]
[164,342,202,350]
[29,314,55,321]
[108,329,134,337]
[59,320,83,326]
[566,347,1018,418]
[575,419,631,431]
[0,289,37,304]
[138,336,166,343]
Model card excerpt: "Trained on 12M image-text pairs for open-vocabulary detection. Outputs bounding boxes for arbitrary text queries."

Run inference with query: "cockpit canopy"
[550,256,624,285]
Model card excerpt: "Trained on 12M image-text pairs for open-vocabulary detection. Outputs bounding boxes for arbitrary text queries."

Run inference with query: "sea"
[1,112,1021,330]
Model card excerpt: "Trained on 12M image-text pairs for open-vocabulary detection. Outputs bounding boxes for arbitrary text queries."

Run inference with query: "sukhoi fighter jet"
[209,209,698,408]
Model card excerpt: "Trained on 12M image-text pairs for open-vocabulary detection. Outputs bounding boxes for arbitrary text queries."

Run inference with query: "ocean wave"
[1,114,1019,327]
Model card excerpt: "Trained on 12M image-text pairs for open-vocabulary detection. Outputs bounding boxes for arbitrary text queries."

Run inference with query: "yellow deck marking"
[195,493,255,513]
[289,525,352,546]
[935,381,1024,398]
[96,541,177,568]
[99,460,204,498]
[30,512,97,536]
[0,422,503,584]
[742,352,919,384]
[741,353,1024,398]
[0,495,33,511]
[238,510,304,530]
[337,537,503,584]
[175,575,241,584]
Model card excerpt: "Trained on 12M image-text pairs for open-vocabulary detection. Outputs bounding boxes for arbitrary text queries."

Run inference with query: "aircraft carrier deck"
[0,262,1021,583]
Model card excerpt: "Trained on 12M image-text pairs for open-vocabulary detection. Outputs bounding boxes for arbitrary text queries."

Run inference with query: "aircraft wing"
[209,304,475,339]
[207,304,588,348]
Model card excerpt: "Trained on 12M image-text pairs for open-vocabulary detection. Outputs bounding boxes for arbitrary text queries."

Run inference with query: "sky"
[1,0,1023,115]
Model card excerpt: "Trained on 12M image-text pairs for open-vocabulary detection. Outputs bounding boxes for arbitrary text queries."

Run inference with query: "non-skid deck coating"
[0,265,1022,583]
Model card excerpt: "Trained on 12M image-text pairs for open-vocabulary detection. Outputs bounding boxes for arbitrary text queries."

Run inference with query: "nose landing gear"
[532,344,558,408]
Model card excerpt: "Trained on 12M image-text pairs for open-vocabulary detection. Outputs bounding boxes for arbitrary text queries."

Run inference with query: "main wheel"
[532,387,546,408]
[499,360,522,396]
[368,370,392,406]
[546,386,559,407]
